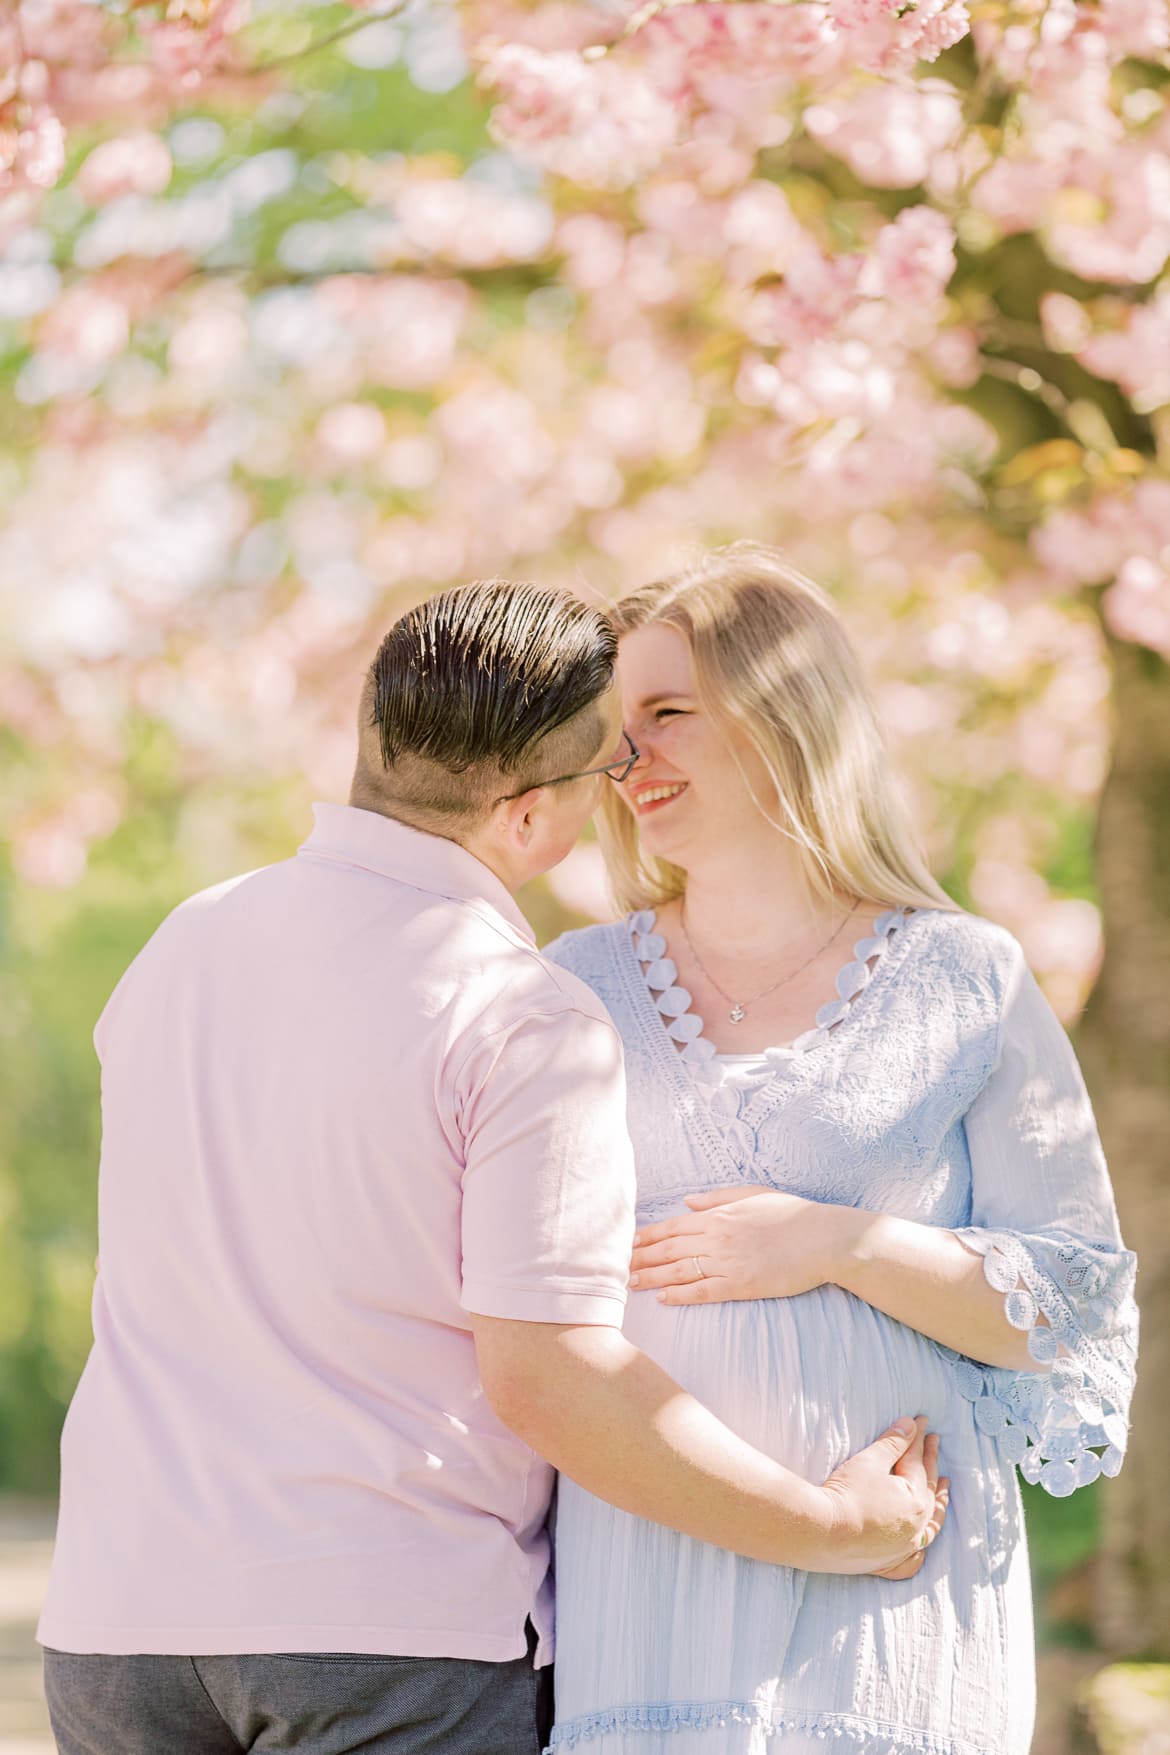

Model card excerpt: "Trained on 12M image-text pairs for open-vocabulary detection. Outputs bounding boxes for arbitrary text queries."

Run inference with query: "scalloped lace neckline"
[627,905,909,1098]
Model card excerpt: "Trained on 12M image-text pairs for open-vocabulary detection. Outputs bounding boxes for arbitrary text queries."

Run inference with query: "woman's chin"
[636,820,691,865]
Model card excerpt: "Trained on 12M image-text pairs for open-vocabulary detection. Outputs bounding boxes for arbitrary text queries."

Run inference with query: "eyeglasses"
[499,732,640,802]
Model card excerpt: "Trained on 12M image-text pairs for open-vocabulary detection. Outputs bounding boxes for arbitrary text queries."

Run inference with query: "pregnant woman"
[544,545,1138,1755]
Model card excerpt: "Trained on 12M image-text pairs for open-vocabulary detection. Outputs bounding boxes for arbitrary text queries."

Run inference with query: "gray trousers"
[43,1633,553,1755]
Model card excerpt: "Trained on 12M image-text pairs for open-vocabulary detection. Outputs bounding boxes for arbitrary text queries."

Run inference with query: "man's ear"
[492,787,546,852]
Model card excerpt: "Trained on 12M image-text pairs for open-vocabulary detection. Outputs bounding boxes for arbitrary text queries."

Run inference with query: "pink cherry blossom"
[0,94,66,195]
[0,0,1164,1048]
[1096,0,1170,61]
[482,44,678,188]
[832,0,970,74]
[77,133,174,205]
[1040,291,1093,355]
[394,177,553,268]
[735,244,863,348]
[1034,482,1170,660]
[972,157,1065,235]
[805,81,963,189]
[633,3,841,104]
[862,206,957,306]
[136,0,250,83]
[1077,289,1170,411]
[1104,556,1170,657]
[1033,504,1128,587]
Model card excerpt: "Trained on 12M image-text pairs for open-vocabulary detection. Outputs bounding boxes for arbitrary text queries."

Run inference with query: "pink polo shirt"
[38,804,634,1663]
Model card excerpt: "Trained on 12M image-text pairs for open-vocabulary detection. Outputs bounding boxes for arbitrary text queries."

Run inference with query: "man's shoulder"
[175,865,277,915]
[92,864,288,1048]
[130,864,284,960]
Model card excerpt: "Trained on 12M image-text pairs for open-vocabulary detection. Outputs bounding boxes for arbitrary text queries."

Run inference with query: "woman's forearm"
[825,1210,1046,1372]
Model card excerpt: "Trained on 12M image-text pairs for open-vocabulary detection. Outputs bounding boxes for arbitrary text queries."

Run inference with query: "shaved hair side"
[350,579,617,832]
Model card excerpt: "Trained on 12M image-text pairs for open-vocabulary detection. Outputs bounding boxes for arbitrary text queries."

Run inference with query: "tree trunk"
[1077,636,1170,1660]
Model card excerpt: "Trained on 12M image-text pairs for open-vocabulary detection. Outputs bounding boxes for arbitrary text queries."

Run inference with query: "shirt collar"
[299,802,535,944]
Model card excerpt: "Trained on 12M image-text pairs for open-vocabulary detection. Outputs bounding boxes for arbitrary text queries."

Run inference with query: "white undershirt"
[712,1050,773,1087]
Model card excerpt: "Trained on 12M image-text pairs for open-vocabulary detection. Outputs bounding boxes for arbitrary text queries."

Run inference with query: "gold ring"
[692,1255,706,1280]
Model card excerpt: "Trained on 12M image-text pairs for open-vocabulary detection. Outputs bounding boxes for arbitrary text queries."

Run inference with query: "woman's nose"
[623,733,653,777]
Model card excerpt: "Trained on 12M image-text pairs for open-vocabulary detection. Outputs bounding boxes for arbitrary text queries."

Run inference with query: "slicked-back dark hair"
[352,579,617,825]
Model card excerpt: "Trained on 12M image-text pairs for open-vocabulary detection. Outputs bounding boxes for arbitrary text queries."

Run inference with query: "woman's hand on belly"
[630,1185,850,1304]
[631,1186,1043,1373]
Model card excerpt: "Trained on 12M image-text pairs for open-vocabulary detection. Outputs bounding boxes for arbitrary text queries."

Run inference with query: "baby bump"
[621,1282,967,1482]
[552,1285,1017,1737]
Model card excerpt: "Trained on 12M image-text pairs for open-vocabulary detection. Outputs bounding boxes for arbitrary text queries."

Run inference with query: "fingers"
[933,1481,954,1537]
[630,1234,703,1273]
[683,1187,765,1210]
[631,1256,714,1291]
[873,1476,951,1580]
[634,1184,768,1243]
[655,1278,718,1306]
[924,1478,950,1545]
[632,1216,704,1249]
[872,1414,925,1469]
[873,1551,926,1582]
[890,1414,929,1477]
[924,1431,940,1496]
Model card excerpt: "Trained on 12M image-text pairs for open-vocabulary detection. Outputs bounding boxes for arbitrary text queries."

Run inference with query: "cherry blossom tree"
[2,0,1168,1656]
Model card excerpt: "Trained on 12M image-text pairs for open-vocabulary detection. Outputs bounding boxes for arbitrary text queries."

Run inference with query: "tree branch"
[242,2,409,76]
[980,353,1074,423]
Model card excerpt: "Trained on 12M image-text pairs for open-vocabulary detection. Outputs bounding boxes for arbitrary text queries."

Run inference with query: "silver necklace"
[678,903,857,1025]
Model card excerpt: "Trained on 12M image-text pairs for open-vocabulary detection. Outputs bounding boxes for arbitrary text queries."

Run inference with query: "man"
[39,580,945,1755]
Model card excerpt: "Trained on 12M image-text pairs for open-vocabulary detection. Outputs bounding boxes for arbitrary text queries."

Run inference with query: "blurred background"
[1,0,1168,1748]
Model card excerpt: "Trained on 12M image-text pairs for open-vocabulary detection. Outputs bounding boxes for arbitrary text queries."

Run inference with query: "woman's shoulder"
[899,905,1026,1004]
[542,917,630,981]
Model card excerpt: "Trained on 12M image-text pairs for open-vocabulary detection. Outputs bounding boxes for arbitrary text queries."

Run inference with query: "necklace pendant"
[729,1004,746,1024]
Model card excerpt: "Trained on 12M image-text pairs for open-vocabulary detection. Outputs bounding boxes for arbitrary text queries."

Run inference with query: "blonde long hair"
[599,543,958,917]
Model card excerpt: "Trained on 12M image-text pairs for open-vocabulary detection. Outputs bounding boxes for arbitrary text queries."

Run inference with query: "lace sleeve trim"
[948,1228,1138,1497]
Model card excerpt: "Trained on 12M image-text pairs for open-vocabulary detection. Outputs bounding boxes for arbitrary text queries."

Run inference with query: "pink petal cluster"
[0,61,66,196]
[805,80,964,189]
[1095,0,1170,61]
[317,277,471,392]
[736,246,864,348]
[863,206,957,306]
[976,133,1170,284]
[78,133,174,205]
[393,176,553,269]
[482,44,679,189]
[136,0,250,83]
[1034,482,1170,659]
[1105,555,1170,657]
[829,0,970,73]
[827,0,902,24]
[968,3,1170,284]
[3,0,1166,961]
[1,0,253,206]
[631,2,840,110]
[0,101,65,194]
[1046,287,1170,413]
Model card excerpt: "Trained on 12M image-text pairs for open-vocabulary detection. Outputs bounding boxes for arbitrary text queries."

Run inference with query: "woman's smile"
[631,780,689,816]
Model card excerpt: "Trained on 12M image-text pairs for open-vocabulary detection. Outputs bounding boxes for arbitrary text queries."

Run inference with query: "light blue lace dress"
[544,907,1138,1755]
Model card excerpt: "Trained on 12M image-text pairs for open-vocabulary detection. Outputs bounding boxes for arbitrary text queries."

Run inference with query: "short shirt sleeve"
[456,1003,636,1327]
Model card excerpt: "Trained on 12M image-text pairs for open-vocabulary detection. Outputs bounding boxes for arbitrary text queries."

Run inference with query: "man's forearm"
[476,1319,842,1571]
